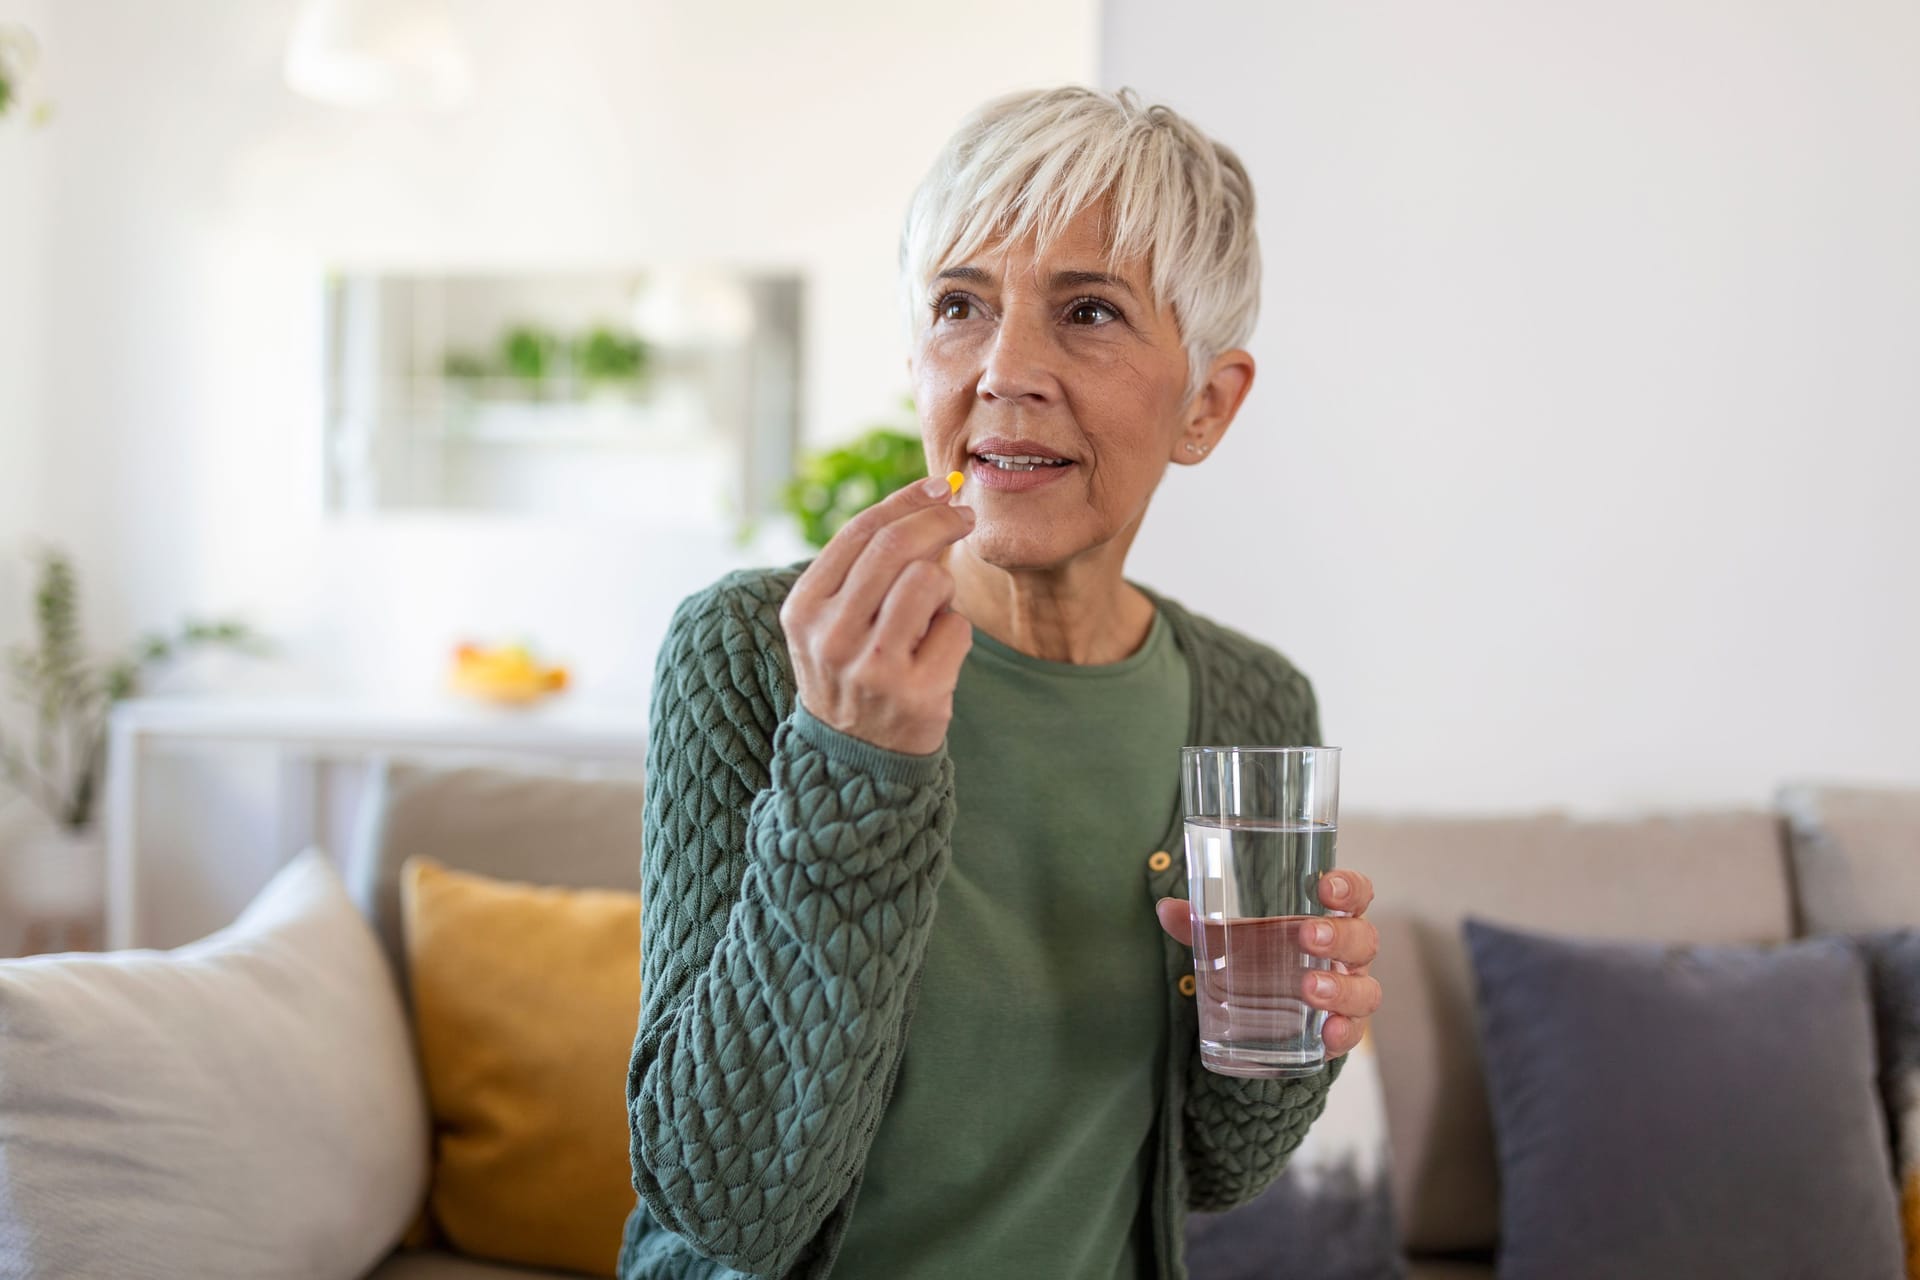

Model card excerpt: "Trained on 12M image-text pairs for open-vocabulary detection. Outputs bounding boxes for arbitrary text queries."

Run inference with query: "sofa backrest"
[338,758,1859,1262]
[343,759,646,1002]
[1347,809,1794,1256]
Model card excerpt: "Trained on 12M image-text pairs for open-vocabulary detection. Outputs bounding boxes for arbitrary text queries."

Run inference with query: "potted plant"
[499,324,559,401]
[782,412,928,549]
[0,549,268,953]
[0,22,52,127]
[572,325,650,403]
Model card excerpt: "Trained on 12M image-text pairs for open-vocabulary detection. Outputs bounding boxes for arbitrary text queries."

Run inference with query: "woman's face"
[909,202,1236,572]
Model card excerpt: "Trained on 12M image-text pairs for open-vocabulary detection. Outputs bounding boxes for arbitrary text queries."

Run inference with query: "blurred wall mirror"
[322,268,802,527]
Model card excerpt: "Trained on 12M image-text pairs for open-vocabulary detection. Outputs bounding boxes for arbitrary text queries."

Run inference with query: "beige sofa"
[1351,784,1920,1279]
[329,768,1920,1278]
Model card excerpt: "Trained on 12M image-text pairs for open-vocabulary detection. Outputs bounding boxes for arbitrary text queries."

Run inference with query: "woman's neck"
[945,543,1156,666]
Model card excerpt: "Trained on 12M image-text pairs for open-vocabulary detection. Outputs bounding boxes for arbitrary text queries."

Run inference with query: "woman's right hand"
[780,474,976,756]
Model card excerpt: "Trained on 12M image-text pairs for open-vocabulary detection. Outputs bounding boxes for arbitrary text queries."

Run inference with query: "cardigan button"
[1178,974,1197,997]
[1147,850,1173,873]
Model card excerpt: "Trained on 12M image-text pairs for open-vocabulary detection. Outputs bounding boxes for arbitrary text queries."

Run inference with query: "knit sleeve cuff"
[788,704,949,789]
[1211,1047,1346,1109]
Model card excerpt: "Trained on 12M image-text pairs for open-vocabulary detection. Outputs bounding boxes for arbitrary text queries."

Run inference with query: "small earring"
[1185,441,1209,456]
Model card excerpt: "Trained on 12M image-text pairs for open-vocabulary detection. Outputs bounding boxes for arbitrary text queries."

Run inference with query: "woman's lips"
[966,455,1076,492]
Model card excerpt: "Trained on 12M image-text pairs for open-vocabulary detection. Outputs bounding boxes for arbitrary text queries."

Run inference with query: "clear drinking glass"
[1180,746,1342,1078]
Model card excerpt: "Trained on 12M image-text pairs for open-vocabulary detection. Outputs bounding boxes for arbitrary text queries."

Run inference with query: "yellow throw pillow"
[400,856,641,1277]
[1905,1174,1918,1280]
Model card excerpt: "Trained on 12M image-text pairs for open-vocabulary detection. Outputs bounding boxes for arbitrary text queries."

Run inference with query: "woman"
[621,86,1384,1280]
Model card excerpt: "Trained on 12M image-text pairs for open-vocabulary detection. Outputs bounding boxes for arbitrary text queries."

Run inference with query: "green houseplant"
[0,23,51,127]
[1,549,269,833]
[573,325,649,390]
[0,549,269,953]
[782,412,928,549]
[499,324,560,397]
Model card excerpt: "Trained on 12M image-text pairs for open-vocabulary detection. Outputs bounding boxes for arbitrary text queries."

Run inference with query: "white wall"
[1103,0,1920,814]
[22,0,1097,703]
[0,0,50,630]
[0,0,52,946]
[12,0,1919,906]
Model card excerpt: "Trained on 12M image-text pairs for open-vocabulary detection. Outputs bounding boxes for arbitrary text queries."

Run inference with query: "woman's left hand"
[1155,869,1383,1059]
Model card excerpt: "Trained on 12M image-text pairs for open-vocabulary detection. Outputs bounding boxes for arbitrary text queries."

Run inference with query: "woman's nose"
[977,312,1057,405]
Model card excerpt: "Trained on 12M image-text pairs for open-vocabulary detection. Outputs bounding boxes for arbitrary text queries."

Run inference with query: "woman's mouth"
[975,452,1071,472]
[966,450,1076,492]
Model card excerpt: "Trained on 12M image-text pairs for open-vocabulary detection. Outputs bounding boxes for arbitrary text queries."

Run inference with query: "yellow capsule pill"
[946,470,965,493]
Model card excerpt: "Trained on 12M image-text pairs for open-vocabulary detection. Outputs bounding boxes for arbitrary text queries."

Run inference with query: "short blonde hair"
[899,86,1261,397]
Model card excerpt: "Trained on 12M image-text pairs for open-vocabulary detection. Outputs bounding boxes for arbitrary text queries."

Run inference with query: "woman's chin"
[962,524,1088,573]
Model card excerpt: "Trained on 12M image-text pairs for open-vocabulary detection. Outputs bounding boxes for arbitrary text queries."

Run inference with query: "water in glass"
[1182,817,1337,1077]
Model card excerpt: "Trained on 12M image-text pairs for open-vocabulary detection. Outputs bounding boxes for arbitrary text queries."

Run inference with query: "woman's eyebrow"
[1049,269,1138,298]
[934,266,993,286]
[933,266,1140,299]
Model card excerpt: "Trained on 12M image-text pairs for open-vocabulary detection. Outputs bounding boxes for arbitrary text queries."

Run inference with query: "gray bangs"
[899,86,1261,397]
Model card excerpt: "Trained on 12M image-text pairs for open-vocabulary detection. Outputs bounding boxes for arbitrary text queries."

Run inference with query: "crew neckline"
[964,607,1171,680]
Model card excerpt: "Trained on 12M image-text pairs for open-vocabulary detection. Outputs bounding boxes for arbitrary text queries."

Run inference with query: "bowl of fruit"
[449,641,570,706]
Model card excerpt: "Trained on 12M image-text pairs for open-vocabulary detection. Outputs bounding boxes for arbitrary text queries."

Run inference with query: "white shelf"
[103,693,650,950]
[428,388,706,448]
[109,693,649,758]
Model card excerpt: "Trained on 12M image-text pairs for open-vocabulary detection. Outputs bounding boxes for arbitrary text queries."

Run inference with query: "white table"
[104,694,648,949]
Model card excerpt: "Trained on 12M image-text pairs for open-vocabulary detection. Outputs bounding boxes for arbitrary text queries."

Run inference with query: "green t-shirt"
[831,608,1191,1279]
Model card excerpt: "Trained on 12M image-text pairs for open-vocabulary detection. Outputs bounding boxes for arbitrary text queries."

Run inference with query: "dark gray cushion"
[1857,929,1920,1256]
[1185,1168,1405,1280]
[1463,918,1904,1280]
[1859,928,1920,1087]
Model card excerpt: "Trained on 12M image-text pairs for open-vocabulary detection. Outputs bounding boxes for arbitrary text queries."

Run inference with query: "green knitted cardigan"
[621,564,1342,1280]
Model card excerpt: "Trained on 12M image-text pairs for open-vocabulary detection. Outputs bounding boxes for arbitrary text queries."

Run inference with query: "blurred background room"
[1,3,1917,1279]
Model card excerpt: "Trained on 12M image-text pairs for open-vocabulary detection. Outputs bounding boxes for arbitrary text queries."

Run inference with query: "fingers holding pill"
[783,472,975,756]
[788,470,966,606]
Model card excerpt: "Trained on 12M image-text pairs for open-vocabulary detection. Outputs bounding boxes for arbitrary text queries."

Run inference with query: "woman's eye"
[938,295,974,322]
[1068,299,1117,325]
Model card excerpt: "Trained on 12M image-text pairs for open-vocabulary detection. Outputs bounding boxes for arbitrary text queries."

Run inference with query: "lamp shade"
[284,0,472,110]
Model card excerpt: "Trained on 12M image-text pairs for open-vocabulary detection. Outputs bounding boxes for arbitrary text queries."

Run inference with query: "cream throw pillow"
[0,848,428,1280]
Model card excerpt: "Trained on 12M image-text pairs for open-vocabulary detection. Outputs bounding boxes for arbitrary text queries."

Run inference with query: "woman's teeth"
[976,453,1069,472]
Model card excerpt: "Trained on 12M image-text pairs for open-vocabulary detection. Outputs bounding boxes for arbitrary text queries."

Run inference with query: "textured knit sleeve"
[625,578,957,1275]
[1181,660,1345,1212]
[1182,1041,1345,1210]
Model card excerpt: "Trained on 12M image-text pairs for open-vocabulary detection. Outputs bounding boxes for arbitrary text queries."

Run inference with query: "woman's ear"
[1169,349,1256,465]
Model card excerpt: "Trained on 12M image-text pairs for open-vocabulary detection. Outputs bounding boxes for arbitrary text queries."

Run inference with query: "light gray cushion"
[344,759,645,998]
[0,850,427,1280]
[1464,918,1904,1280]
[1349,809,1792,1253]
[1780,783,1920,934]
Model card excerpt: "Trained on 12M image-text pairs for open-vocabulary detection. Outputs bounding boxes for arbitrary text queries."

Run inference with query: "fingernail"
[920,476,951,498]
[1309,922,1334,947]
[1324,875,1347,900]
[1311,974,1338,999]
[956,504,976,523]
